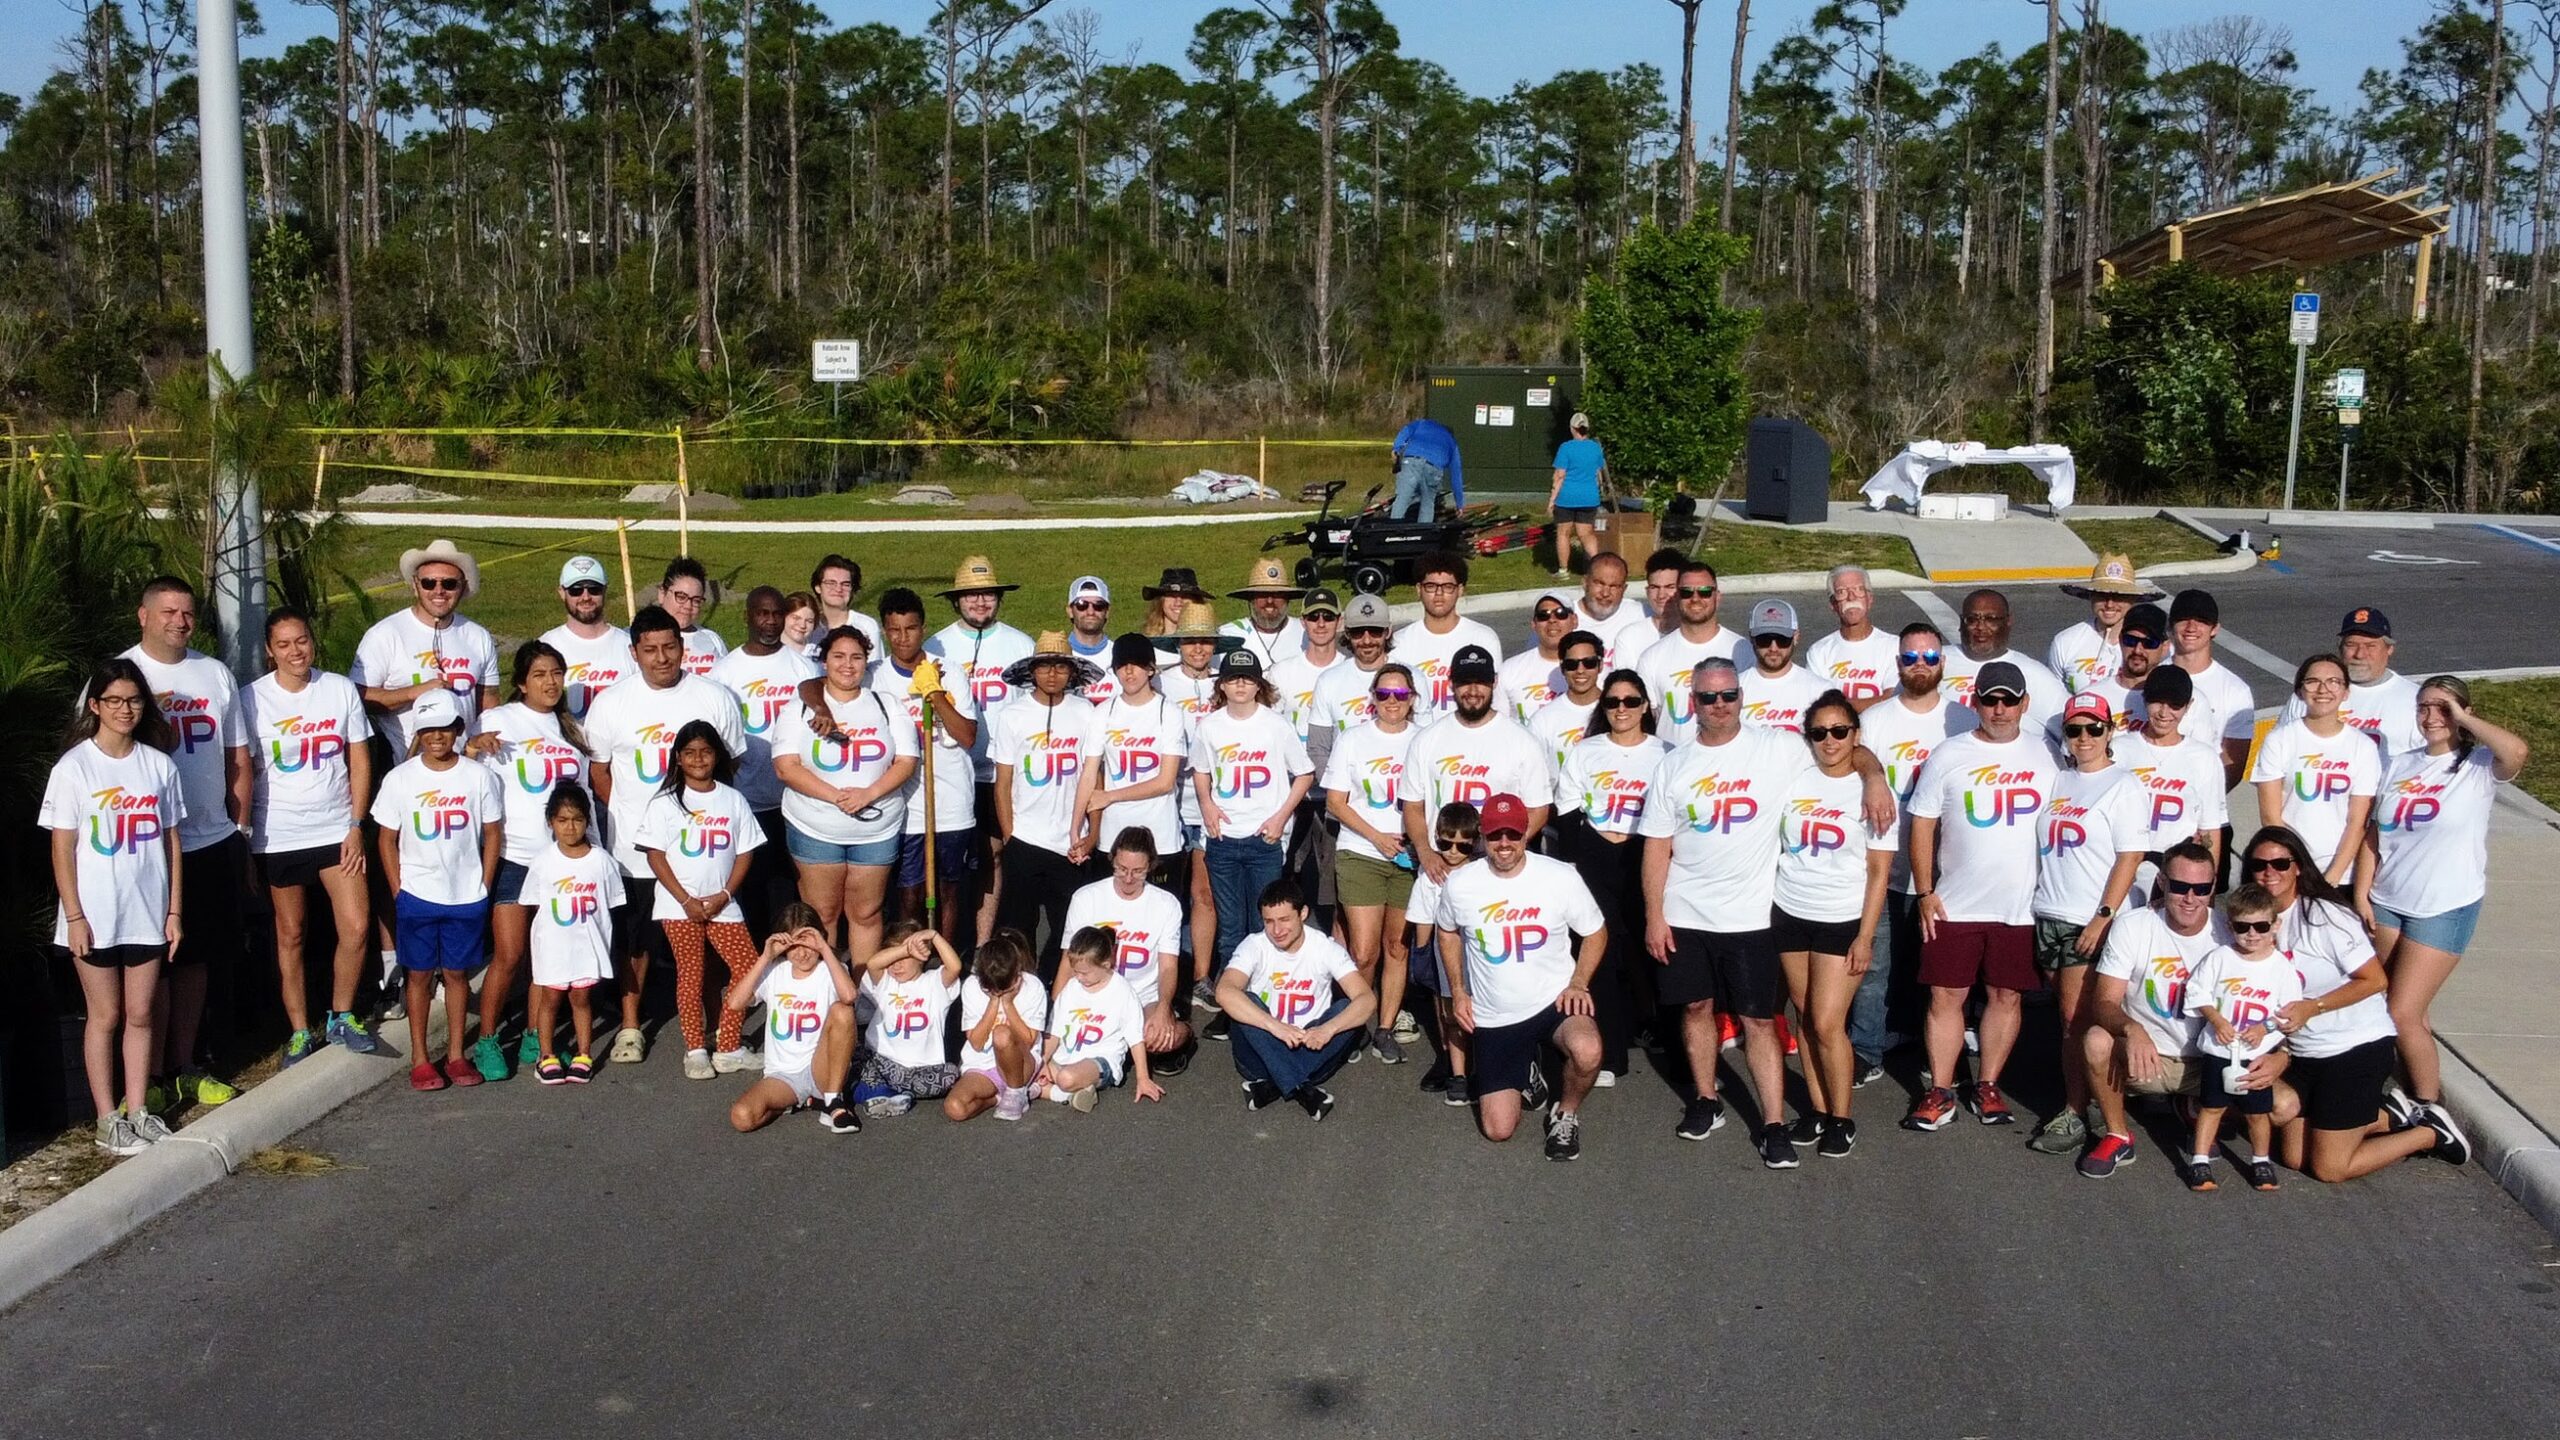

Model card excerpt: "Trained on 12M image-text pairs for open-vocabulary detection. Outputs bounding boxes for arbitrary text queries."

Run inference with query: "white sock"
[2250,1153,2270,1164]
[378,949,400,985]
[2190,1153,2213,1166]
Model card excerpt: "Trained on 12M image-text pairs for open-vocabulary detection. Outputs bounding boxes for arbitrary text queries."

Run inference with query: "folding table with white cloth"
[1861,441,2078,512]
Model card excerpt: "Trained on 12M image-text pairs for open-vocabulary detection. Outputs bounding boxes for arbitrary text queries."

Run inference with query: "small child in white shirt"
[2182,884,2306,1193]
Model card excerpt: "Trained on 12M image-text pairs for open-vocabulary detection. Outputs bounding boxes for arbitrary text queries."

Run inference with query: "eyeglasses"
[664,589,705,605]
[1898,649,1942,666]
[1070,600,1110,612]
[1692,688,1742,705]
[1372,687,1415,701]
[94,694,147,710]
[1559,655,1603,671]
[417,577,463,593]
[1418,581,1461,594]
[1534,609,1572,622]
[1482,827,1526,842]
[2229,918,2275,935]
[1975,692,2024,708]
[1602,695,1649,711]
[2243,855,2295,874]
[817,576,853,589]
[1678,586,1717,598]
[1803,723,1856,741]
[2160,878,2216,897]
[564,582,605,597]
[2062,722,2110,739]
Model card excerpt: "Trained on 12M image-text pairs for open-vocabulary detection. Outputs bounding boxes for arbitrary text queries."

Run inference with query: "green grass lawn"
[2471,678,2560,813]
[2065,516,2228,566]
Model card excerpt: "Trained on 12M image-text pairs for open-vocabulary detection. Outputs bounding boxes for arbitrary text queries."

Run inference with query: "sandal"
[534,1056,567,1085]
[409,1062,447,1093]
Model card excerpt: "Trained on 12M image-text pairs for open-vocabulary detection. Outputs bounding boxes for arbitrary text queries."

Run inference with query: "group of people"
[43,536,2526,1182]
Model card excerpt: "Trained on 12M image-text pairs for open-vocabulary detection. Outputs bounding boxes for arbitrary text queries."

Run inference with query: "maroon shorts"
[1917,921,2041,993]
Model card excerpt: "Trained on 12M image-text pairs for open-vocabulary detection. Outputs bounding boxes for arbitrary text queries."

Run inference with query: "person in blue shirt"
[1390,418,1465,521]
[1549,413,1607,579]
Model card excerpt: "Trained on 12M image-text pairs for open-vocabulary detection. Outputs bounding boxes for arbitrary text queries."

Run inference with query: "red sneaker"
[1900,1086,1959,1131]
[1970,1080,2014,1125]
[1717,1012,1741,1052]
[2078,1132,2137,1179]
[1776,1013,1798,1056]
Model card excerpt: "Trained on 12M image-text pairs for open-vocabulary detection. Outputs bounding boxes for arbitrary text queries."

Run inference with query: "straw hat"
[1226,556,1306,599]
[1001,629,1104,689]
[2060,552,2162,602]
[398,538,480,598]
[938,554,1020,597]
[1152,600,1242,654]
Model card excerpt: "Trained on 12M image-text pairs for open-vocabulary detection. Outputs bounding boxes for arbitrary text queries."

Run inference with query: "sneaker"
[1717,1013,1740,1052]
[96,1112,146,1156]
[713,1049,753,1074]
[1593,1069,1618,1089]
[1202,1014,1231,1043]
[1775,1014,1798,1056]
[1190,979,1223,1016]
[131,1111,174,1145]
[1069,1085,1100,1114]
[467,1035,510,1083]
[2419,1103,2472,1166]
[2179,1156,2219,1192]
[565,1054,594,1083]
[2380,1085,2420,1133]
[1369,1030,1406,1065]
[143,1082,172,1116]
[534,1056,567,1085]
[1851,1059,1884,1089]
[1785,1115,1823,1147]
[174,1071,237,1106]
[994,1084,1031,1121]
[864,1093,916,1118]
[1969,1081,2015,1126]
[1418,1061,1452,1095]
[1759,1123,1800,1170]
[682,1049,716,1081]
[327,1012,386,1056]
[820,1099,862,1133]
[1296,1085,1336,1122]
[1343,1041,1362,1065]
[1544,1107,1583,1162]
[2078,1132,2137,1179]
[517,1029,543,1067]
[442,1057,484,1088]
[409,1062,447,1092]
[1900,1086,1960,1132]
[1392,1009,1422,1042]
[1676,1094,1727,1141]
[2249,1157,2281,1191]
[2027,1109,2089,1155]
[1818,1117,1858,1158]
[1243,1078,1285,1111]
[1522,1066,1552,1113]
[282,1029,323,1068]
[609,1028,646,1064]
[1444,1075,1472,1108]
[380,996,407,1022]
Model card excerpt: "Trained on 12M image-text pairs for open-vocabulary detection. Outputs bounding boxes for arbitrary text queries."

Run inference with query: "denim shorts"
[786,824,900,868]
[2372,897,2482,956]
[490,859,530,906]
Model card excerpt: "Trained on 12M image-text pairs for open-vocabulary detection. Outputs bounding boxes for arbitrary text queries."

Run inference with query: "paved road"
[4,1034,2560,1436]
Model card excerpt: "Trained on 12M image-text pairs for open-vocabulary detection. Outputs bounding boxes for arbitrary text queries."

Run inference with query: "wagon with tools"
[1262,481,1536,595]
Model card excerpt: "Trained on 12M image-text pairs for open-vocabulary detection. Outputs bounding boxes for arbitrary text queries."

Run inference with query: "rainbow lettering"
[84,786,165,854]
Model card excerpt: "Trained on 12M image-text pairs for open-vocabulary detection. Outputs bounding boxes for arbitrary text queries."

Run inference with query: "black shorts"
[1470,1006,1567,1096]
[2287,1035,2397,1132]
[2199,1057,2276,1115]
[1770,906,1859,957]
[613,877,659,958]
[258,843,344,890]
[176,834,247,967]
[898,828,981,888]
[1660,927,1783,1019]
[61,943,165,970]
[1552,505,1599,524]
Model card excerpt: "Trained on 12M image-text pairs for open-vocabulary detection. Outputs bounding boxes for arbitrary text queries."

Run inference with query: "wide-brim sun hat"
[2060,552,2163,602]
[939,554,1021,598]
[1143,567,1208,601]
[1226,556,1307,600]
[399,539,481,598]
[1001,629,1104,689]
[1152,600,1244,654]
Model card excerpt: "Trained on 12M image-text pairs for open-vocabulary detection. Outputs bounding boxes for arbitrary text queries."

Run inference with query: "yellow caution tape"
[323,457,651,490]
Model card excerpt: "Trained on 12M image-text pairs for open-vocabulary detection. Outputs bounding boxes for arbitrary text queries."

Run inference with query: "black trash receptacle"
[1745,418,1832,525]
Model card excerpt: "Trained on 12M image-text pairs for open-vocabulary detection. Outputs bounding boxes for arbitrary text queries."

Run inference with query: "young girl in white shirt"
[725,901,862,1135]
[854,921,964,1115]
[1038,926,1166,1110]
[518,784,621,1084]
[640,720,765,1081]
[945,929,1048,1122]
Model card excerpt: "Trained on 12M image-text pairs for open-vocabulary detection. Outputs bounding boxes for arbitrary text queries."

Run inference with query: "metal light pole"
[197,0,264,679]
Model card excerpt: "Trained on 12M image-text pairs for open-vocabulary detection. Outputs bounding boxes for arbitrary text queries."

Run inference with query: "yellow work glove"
[908,657,946,698]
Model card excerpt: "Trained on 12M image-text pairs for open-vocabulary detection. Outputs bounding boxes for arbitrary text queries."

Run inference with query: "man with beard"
[1941,589,2068,724]
[1804,565,1899,703]
[2072,602,2172,738]
[1849,622,1974,1086]
[540,555,632,722]
[1223,558,1309,669]
[2047,554,2159,696]
[926,557,1034,946]
[2276,606,2421,756]
[1632,558,1748,745]
[1064,576,1121,705]
[1309,593,1396,736]
[1401,646,1553,874]
[1572,552,1655,669]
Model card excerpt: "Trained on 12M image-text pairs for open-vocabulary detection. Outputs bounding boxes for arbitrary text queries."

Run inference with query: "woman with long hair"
[468,638,589,1080]
[1325,663,1421,1063]
[1190,650,1315,999]
[1771,690,1894,1157]
[773,626,919,964]
[2249,653,2381,885]
[1554,669,1670,1086]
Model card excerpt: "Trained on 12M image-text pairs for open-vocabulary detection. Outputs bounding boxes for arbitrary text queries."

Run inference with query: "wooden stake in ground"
[615,519,637,622]
[673,428,692,557]
[312,444,330,511]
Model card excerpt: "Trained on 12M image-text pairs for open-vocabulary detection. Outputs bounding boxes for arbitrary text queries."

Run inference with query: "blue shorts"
[2373,898,2481,956]
[394,893,489,972]
[1063,1052,1126,1090]
[490,859,530,906]
[897,828,981,888]
[786,824,900,868]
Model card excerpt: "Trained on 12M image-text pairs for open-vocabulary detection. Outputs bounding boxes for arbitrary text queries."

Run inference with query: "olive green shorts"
[1334,850,1415,911]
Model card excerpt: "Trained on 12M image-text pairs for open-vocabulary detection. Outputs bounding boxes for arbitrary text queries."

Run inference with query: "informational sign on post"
[812,340,862,383]
[2290,292,2320,346]
[2282,294,2320,509]
[2334,366,2365,404]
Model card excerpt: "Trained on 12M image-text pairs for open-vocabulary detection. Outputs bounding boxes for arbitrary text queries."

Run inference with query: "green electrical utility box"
[1423,365,1583,496]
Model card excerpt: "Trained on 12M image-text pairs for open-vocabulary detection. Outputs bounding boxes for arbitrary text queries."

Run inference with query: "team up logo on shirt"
[1662,667,1699,726]
[767,989,825,1044]
[409,787,478,840]
[2124,766,2190,831]
[156,690,220,753]
[563,662,623,716]
[1058,1004,1108,1049]
[1417,661,1457,710]
[1469,900,1551,965]
[1878,739,1932,795]
[1742,699,1804,732]
[545,874,605,927]
[85,786,166,854]
[510,739,582,794]
[2207,973,2281,1029]
[1352,755,1400,808]
[736,678,800,736]
[629,724,677,783]
[1431,754,1496,807]
[811,726,890,772]
[1096,922,1154,976]
[1335,695,1377,728]
[1780,797,1850,857]
[1018,730,1082,787]
[1824,660,1889,700]
[2379,773,2449,832]
[2288,753,2356,802]
[1961,767,2045,827]
[883,992,934,1040]
[1256,969,1324,1022]
[969,665,1011,710]
[1102,729,1166,783]
[1679,773,1758,833]
[2137,955,2189,1023]
[1514,680,1557,710]
[2040,795,2097,858]
[265,714,348,772]
[675,805,735,858]
[411,650,480,700]
[2059,655,2107,690]
[1583,769,1649,826]
[1215,744,1276,800]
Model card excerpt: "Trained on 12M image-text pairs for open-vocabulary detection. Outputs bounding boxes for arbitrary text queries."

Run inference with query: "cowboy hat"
[398,539,481,598]
[1226,556,1307,600]
[1000,630,1104,689]
[2059,552,2163,602]
[1142,566,1208,601]
[1151,599,1243,654]
[938,554,1020,598]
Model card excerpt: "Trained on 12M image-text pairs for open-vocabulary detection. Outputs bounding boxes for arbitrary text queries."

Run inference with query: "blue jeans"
[1205,834,1287,976]
[1392,458,1448,521]
[1232,994,1358,1095]
[1849,891,1922,1066]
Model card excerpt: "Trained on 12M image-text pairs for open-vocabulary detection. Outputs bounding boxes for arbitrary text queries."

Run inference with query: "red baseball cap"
[2062,692,2111,725]
[1479,794,1530,837]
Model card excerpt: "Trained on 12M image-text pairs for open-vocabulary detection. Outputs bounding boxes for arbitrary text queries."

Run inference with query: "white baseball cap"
[411,688,465,730]
[559,555,608,588]
[1069,575,1111,604]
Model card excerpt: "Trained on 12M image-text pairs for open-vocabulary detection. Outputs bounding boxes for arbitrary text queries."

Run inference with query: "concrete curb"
[0,1037,412,1315]
[2438,1039,2560,1238]
[328,507,1318,535]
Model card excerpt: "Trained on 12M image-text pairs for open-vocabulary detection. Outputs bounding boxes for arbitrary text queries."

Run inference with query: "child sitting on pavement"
[944,928,1048,1123]
[725,902,861,1135]
[1036,926,1165,1111]
[2182,883,2304,1193]
[854,920,963,1116]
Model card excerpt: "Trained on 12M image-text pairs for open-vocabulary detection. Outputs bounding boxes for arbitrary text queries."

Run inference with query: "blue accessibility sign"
[2293,292,2320,313]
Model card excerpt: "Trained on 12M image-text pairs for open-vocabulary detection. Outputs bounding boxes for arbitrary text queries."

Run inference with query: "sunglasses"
[1678,586,1717,598]
[2121,633,2164,648]
[1372,687,1415,701]
[1691,688,1742,705]
[1752,633,1793,647]
[1803,723,1856,741]
[2229,918,2275,935]
[2062,722,2110,739]
[1435,836,1476,852]
[1559,655,1603,671]
[564,582,605,597]
[1534,609,1572,622]
[1070,599,1110,612]
[2160,878,2216,897]
[1349,626,1389,637]
[1602,695,1649,711]
[1975,692,2024,708]
[1898,649,1942,666]
[417,577,464,593]
[1482,827,1526,842]
[2243,855,2295,874]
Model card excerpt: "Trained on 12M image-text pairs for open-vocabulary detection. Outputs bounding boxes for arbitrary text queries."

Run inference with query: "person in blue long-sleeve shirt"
[1390,419,1465,521]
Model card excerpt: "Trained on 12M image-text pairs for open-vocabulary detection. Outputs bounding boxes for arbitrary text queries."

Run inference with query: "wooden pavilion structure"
[2066,169,2452,319]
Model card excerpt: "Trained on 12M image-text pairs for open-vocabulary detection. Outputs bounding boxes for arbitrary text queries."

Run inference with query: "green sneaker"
[467,1034,511,1083]
[517,1029,542,1066]
[143,1082,173,1116]
[174,1071,239,1106]
[282,1030,324,1067]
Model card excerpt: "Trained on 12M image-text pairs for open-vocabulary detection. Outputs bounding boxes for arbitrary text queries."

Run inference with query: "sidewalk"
[2429,790,2560,1222]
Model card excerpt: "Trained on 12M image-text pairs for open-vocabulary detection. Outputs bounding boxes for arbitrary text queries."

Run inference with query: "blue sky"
[0,0,2434,129]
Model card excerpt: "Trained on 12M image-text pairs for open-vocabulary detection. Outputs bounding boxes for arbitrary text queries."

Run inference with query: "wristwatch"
[2092,904,2114,920]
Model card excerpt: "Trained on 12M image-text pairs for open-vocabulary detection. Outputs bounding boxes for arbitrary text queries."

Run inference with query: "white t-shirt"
[1906,729,2058,925]
[773,686,919,846]
[1806,627,1901,704]
[1633,626,1749,745]
[1575,600,1658,671]
[1222,616,1308,672]
[518,842,624,987]
[2107,731,2231,852]
[1528,693,1598,776]
[1267,650,1346,740]
[1062,878,1184,1007]
[988,694,1102,854]
[41,740,185,947]
[349,609,499,763]
[2046,619,2120,695]
[1399,713,1555,819]
[1308,661,1390,734]
[1163,667,1219,827]
[637,781,763,922]
[2247,719,2383,870]
[757,960,840,1077]
[2095,905,2224,1058]
[1067,636,1121,707]
[1192,705,1314,838]
[581,675,746,877]
[1047,970,1145,1067]
[480,702,589,866]
[243,670,371,855]
[1774,765,1897,924]
[2184,945,2306,1058]
[926,620,1034,782]
[1393,617,1505,716]
[2030,765,2146,924]
[861,967,955,1069]
[1856,693,1975,893]
[1942,648,2069,728]
[1088,693,1189,856]
[1557,732,1672,837]
[710,646,819,811]
[1740,663,1826,734]
[1225,928,1360,1028]
[679,627,728,678]
[871,655,983,837]
[2276,672,2424,758]
[119,645,243,850]
[1322,721,1415,863]
[1638,726,1813,932]
[2371,746,2498,917]
[369,755,503,906]
[1435,853,1605,1028]
[539,623,632,722]
[1407,868,1453,941]
[2180,658,2260,751]
[958,974,1049,1074]
[2278,898,2393,1059]
[1499,649,1565,721]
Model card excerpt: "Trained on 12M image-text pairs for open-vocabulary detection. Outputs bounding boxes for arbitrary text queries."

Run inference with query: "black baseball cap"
[2141,666,2194,707]
[2339,606,2392,639]
[2120,603,2169,645]
[1216,650,1263,681]
[2169,589,2219,626]
[1111,633,1158,670]
[1449,645,1498,685]
[1975,661,2027,700]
